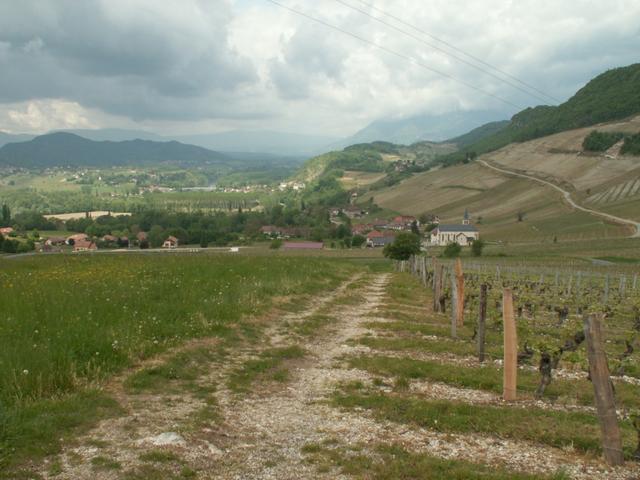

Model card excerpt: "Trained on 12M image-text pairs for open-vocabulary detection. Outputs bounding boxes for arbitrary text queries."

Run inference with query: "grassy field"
[0,253,359,469]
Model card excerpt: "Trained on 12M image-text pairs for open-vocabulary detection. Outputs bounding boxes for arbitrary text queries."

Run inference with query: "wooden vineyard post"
[450,270,457,338]
[478,283,487,362]
[584,314,624,466]
[454,258,465,327]
[431,257,438,291]
[603,275,610,305]
[503,288,517,401]
[576,272,582,296]
[620,276,626,298]
[633,273,638,290]
[433,262,441,312]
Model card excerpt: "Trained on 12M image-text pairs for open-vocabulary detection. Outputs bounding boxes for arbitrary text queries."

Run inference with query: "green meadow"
[0,253,357,468]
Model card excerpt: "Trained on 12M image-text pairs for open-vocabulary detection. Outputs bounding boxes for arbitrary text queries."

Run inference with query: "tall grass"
[0,253,356,467]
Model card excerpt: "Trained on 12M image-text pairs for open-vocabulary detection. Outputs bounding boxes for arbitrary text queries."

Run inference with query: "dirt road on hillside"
[479,159,640,237]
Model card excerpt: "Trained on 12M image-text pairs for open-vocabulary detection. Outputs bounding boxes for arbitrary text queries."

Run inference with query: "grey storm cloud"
[0,0,639,135]
[0,0,257,120]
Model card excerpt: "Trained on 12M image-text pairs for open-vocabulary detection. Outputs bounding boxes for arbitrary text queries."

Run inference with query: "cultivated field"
[363,117,640,242]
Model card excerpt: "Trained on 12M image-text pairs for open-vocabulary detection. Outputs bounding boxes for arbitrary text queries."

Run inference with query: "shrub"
[620,133,640,155]
[582,130,624,152]
[443,242,462,258]
[270,239,283,250]
[383,232,420,260]
[352,234,366,248]
[471,239,485,257]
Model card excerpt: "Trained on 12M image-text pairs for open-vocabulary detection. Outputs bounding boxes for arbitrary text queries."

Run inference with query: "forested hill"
[0,132,231,168]
[438,63,640,165]
[294,140,455,183]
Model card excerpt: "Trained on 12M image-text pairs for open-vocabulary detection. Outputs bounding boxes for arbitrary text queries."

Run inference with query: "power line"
[334,0,555,105]
[266,0,525,111]
[350,0,561,104]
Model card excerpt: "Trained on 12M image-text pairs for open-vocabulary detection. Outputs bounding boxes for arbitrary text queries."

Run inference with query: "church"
[430,210,479,246]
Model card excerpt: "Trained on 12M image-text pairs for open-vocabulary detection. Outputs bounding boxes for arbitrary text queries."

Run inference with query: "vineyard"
[397,255,640,463]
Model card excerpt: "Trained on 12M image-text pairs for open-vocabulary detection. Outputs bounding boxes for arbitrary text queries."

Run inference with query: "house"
[163,236,179,248]
[45,236,66,246]
[102,234,119,243]
[366,230,396,247]
[343,206,367,219]
[430,210,479,246]
[0,227,14,237]
[389,215,418,230]
[260,225,281,236]
[371,218,388,230]
[66,233,89,245]
[73,239,97,251]
[282,242,324,250]
[351,224,372,235]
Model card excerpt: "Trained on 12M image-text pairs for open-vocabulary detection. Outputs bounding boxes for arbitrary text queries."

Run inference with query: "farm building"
[351,224,372,235]
[163,236,179,248]
[260,225,281,236]
[366,230,395,247]
[430,211,479,246]
[45,236,66,246]
[389,215,419,230]
[73,239,97,252]
[66,233,90,245]
[282,242,323,250]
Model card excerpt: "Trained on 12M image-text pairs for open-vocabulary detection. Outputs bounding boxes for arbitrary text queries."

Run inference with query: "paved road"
[478,159,640,238]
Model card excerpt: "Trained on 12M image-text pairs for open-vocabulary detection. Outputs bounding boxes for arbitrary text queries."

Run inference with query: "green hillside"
[445,120,509,148]
[0,132,231,168]
[437,63,640,166]
[294,140,455,183]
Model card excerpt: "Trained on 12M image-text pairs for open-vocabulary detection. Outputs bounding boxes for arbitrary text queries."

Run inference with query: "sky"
[0,0,638,137]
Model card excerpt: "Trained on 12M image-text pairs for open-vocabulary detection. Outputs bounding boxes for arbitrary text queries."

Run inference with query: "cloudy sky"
[0,0,638,137]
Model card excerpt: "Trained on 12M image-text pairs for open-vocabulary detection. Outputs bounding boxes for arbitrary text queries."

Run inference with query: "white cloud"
[2,100,95,133]
[0,0,639,136]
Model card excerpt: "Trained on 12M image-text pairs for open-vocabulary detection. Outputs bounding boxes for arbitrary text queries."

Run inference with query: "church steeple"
[463,209,470,225]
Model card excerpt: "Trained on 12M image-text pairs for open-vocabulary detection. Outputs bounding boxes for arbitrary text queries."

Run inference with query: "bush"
[352,234,366,248]
[270,239,283,250]
[582,130,624,152]
[471,239,485,257]
[621,133,640,155]
[443,242,462,258]
[383,232,420,260]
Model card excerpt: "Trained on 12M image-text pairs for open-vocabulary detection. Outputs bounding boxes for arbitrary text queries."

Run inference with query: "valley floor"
[21,272,640,480]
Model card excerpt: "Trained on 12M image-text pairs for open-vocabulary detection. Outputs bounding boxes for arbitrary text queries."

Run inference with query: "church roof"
[436,224,478,233]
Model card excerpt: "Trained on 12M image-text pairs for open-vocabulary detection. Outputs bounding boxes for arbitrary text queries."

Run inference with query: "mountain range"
[0,132,232,168]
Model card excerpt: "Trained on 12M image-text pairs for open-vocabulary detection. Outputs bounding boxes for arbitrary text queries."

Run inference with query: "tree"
[517,211,525,222]
[383,232,420,260]
[148,225,165,248]
[471,239,485,257]
[1,204,10,227]
[443,242,462,258]
[200,232,209,248]
[410,220,420,236]
[352,234,366,248]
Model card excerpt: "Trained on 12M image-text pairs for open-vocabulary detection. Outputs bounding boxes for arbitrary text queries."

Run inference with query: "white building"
[430,210,479,246]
